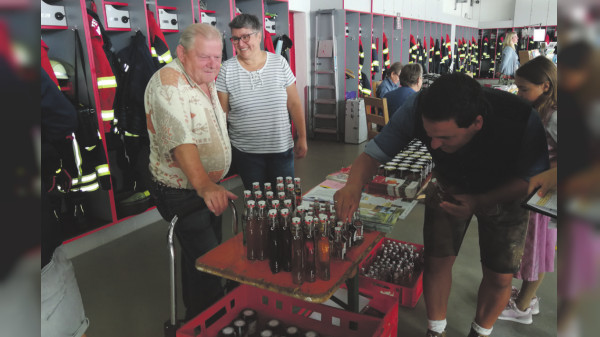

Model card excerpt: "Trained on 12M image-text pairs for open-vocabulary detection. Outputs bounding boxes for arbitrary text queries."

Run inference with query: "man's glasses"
[230,31,258,43]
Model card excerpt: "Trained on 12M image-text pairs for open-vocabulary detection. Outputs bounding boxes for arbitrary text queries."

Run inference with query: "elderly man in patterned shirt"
[144,23,237,320]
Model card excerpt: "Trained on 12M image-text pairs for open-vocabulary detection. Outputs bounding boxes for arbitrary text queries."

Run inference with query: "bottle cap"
[258,200,266,207]
[280,208,289,216]
[247,200,255,207]
[268,209,277,217]
[292,217,301,225]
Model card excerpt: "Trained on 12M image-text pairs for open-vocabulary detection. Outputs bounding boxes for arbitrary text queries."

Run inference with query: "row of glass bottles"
[242,178,365,285]
[219,307,325,337]
[359,239,424,287]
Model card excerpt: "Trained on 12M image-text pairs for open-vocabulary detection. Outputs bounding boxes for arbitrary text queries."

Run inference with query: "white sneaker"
[498,298,533,324]
[530,296,540,315]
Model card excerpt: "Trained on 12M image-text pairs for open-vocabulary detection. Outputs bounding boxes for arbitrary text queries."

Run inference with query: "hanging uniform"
[416,38,427,72]
[421,38,428,74]
[358,36,370,96]
[370,37,379,80]
[495,35,504,76]
[146,9,172,68]
[409,34,418,64]
[382,33,390,71]
[41,40,59,88]
[263,27,276,53]
[428,37,435,73]
[471,37,479,74]
[440,36,449,74]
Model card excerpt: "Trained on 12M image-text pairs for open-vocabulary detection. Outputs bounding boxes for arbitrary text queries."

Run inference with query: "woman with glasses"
[216,14,307,190]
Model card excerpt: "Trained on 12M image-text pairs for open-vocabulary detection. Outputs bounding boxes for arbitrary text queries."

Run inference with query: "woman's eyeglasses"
[230,31,258,43]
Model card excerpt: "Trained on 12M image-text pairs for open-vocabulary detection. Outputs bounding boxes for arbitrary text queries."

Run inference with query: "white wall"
[479,0,516,22]
[344,0,372,13]
[309,0,342,12]
[514,0,557,26]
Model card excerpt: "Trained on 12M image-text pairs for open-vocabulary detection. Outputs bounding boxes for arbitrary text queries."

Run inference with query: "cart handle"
[166,199,238,327]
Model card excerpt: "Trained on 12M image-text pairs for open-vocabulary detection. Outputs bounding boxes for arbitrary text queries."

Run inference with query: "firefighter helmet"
[50,59,68,80]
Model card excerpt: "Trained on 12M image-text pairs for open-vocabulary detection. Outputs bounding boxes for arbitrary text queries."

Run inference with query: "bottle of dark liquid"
[285,326,301,337]
[268,209,281,274]
[254,190,263,203]
[333,226,346,260]
[264,182,272,193]
[280,208,292,272]
[286,184,296,208]
[294,177,303,210]
[266,319,283,336]
[276,183,285,195]
[257,200,268,261]
[277,191,286,204]
[291,218,304,285]
[352,209,364,245]
[266,191,274,204]
[242,190,252,245]
[303,216,316,283]
[285,176,293,186]
[240,308,258,337]
[342,221,353,249]
[245,200,258,260]
[276,176,284,185]
[346,220,356,249]
[271,199,280,212]
[218,326,236,337]
[252,181,261,193]
[316,216,331,281]
[232,319,247,337]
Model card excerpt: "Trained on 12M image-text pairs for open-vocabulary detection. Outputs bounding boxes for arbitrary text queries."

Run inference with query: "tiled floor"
[70,139,557,337]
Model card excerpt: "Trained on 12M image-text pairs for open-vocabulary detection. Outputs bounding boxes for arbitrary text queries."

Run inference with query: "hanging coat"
[358,36,365,76]
[146,9,172,68]
[370,37,380,80]
[440,36,449,74]
[264,27,276,53]
[422,38,428,74]
[41,40,60,88]
[428,37,435,73]
[409,34,418,64]
[382,33,390,70]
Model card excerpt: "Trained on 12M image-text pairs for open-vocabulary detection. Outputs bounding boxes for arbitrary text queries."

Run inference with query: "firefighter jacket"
[146,10,172,68]
[471,37,479,72]
[409,34,418,64]
[440,36,450,74]
[495,36,504,74]
[358,37,365,75]
[264,27,276,53]
[419,38,428,74]
[428,37,434,73]
[371,37,380,80]
[358,71,372,96]
[433,38,442,74]
[41,40,59,88]
[86,10,117,128]
[382,33,390,70]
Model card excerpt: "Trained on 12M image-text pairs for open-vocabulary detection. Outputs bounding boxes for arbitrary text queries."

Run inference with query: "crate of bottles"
[359,238,424,308]
[176,284,388,337]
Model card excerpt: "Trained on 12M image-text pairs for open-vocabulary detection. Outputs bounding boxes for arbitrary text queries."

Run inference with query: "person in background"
[499,31,520,78]
[144,23,237,320]
[41,69,89,337]
[376,61,403,98]
[497,56,557,325]
[216,14,307,190]
[333,73,549,337]
[383,63,423,119]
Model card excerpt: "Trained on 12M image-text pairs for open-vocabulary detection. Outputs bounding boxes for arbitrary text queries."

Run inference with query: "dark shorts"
[232,146,294,190]
[423,177,529,274]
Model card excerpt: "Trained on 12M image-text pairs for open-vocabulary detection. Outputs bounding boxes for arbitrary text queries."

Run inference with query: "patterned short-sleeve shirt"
[144,59,231,189]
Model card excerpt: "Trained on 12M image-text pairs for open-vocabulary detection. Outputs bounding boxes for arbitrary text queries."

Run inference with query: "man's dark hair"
[228,13,262,31]
[418,73,484,128]
[399,63,422,87]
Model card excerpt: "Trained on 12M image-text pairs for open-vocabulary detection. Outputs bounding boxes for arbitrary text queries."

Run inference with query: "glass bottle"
[346,220,356,249]
[242,190,252,245]
[276,176,284,185]
[277,191,286,204]
[240,308,258,337]
[268,209,281,274]
[352,210,364,245]
[316,216,331,281]
[252,181,261,194]
[219,326,236,337]
[283,199,293,213]
[265,191,274,203]
[271,199,280,212]
[294,177,303,210]
[254,190,263,203]
[286,184,296,208]
[285,326,301,337]
[257,200,268,261]
[245,200,258,261]
[264,182,272,193]
[342,221,353,249]
[232,319,247,337]
[291,218,304,285]
[276,183,285,194]
[280,208,293,272]
[303,216,316,283]
[266,319,282,336]
[285,176,293,186]
[333,226,346,260]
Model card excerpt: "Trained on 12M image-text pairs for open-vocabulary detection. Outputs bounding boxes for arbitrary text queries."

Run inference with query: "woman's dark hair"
[228,13,262,31]
[418,73,484,128]
[515,56,557,121]
[385,62,403,78]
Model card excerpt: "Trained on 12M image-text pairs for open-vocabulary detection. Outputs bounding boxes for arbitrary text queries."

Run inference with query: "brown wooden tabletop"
[196,229,384,303]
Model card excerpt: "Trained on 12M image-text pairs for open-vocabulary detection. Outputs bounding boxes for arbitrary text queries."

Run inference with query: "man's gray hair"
[399,63,423,87]
[179,23,222,51]
[228,13,262,31]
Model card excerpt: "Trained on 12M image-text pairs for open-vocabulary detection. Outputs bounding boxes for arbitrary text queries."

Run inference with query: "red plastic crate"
[177,284,387,337]
[359,238,424,308]
[338,279,399,337]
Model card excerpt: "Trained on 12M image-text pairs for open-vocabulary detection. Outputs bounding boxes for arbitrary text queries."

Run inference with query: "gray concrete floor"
[70,139,556,337]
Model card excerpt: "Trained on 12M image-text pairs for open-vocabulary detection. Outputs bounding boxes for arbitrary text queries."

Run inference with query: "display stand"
[196,230,385,312]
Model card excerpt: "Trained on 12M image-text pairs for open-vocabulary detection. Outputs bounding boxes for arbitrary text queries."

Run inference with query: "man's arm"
[334,153,381,222]
[217,91,230,119]
[286,83,307,159]
[440,178,528,219]
[173,144,237,216]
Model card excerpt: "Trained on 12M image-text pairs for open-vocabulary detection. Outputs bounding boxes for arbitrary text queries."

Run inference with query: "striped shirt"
[216,52,295,153]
